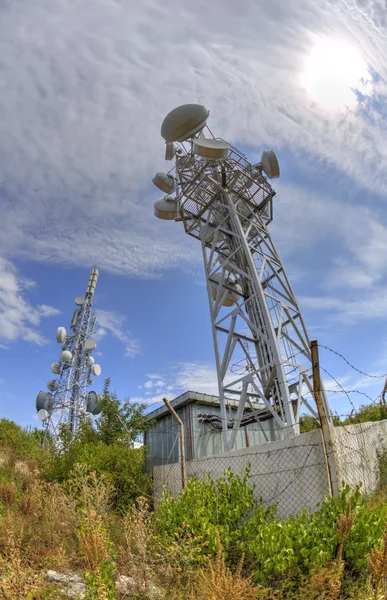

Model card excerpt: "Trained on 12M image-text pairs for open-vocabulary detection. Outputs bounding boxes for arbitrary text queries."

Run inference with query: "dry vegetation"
[2,410,387,599]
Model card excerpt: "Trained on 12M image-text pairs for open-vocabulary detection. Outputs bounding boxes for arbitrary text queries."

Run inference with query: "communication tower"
[35,266,103,442]
[153,105,332,451]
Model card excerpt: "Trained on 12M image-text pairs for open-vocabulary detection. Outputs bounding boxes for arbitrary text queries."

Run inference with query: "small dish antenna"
[260,150,280,179]
[88,356,95,366]
[193,139,229,160]
[51,362,61,375]
[61,350,73,363]
[161,104,210,142]
[47,380,59,392]
[154,198,178,220]
[152,172,176,194]
[165,142,175,161]
[85,339,97,351]
[75,296,85,306]
[56,327,67,344]
[91,364,102,377]
[37,409,49,422]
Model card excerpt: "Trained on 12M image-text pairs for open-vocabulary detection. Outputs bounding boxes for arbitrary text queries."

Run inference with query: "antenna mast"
[153,104,332,452]
[35,266,103,443]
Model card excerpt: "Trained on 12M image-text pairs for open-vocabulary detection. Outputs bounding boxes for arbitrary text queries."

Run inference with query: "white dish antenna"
[61,350,73,363]
[193,138,229,160]
[210,273,242,307]
[91,364,101,377]
[260,150,280,179]
[56,327,67,344]
[75,296,85,306]
[152,172,176,194]
[51,362,61,375]
[161,104,210,142]
[85,339,97,351]
[165,142,175,161]
[88,355,95,366]
[47,379,58,392]
[84,413,95,424]
[154,198,178,220]
[37,409,49,422]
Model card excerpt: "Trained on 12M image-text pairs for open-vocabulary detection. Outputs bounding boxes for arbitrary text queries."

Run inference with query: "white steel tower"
[35,266,103,442]
[152,104,332,452]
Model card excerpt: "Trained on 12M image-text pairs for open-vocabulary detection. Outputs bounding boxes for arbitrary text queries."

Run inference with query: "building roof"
[145,391,220,422]
[145,390,265,422]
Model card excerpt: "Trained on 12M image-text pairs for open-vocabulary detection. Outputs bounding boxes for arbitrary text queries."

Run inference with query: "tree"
[95,378,152,446]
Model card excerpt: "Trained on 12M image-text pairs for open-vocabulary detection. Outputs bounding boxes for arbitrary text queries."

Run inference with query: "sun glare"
[301,39,370,110]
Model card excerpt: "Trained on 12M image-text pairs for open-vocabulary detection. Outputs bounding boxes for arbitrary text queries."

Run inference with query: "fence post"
[311,340,339,497]
[163,397,187,490]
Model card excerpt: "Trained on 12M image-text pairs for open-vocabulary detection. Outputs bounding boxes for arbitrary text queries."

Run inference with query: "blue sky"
[1,0,387,428]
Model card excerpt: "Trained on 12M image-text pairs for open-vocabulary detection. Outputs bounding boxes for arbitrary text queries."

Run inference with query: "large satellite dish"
[154,198,178,220]
[36,390,53,412]
[75,296,85,306]
[261,150,280,179]
[37,409,49,422]
[193,138,229,160]
[61,350,73,363]
[86,390,102,415]
[56,327,67,344]
[85,339,97,351]
[91,364,101,377]
[161,104,210,142]
[152,172,176,194]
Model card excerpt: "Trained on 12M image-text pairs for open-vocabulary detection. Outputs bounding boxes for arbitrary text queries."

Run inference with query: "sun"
[301,39,371,110]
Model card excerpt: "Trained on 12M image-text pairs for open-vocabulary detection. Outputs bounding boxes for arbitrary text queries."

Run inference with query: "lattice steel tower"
[152,104,332,452]
[35,266,103,441]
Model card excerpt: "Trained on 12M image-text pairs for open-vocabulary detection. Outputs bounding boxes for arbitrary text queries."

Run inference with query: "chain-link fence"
[153,428,331,517]
[152,419,387,516]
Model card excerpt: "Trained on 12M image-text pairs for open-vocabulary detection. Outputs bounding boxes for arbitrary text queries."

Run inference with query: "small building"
[144,390,278,474]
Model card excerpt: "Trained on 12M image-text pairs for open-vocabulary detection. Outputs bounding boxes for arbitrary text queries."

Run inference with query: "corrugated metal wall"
[145,400,279,472]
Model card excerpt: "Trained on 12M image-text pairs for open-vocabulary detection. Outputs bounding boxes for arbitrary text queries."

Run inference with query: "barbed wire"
[319,344,387,379]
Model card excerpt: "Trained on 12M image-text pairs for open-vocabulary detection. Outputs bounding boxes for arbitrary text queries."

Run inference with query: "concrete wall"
[333,420,387,494]
[153,428,330,518]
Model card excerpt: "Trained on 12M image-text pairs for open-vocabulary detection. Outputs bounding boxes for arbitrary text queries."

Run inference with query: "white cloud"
[96,308,141,357]
[0,257,59,345]
[0,0,387,279]
[0,344,8,350]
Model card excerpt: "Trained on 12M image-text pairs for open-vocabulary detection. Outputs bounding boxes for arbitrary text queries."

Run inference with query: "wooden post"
[163,397,186,490]
[311,341,339,497]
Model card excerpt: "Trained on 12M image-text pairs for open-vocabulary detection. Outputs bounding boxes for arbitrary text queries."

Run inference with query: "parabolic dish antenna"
[86,390,102,415]
[85,339,97,351]
[161,104,210,142]
[51,362,61,375]
[165,142,175,161]
[56,327,67,344]
[152,172,176,194]
[37,409,49,422]
[61,350,73,363]
[91,364,101,377]
[36,390,53,412]
[75,296,86,306]
[88,355,95,366]
[47,379,58,392]
[193,138,229,160]
[154,198,178,220]
[261,150,280,179]
[84,413,94,424]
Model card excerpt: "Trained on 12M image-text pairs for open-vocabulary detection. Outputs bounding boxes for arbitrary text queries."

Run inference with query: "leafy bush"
[155,466,258,559]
